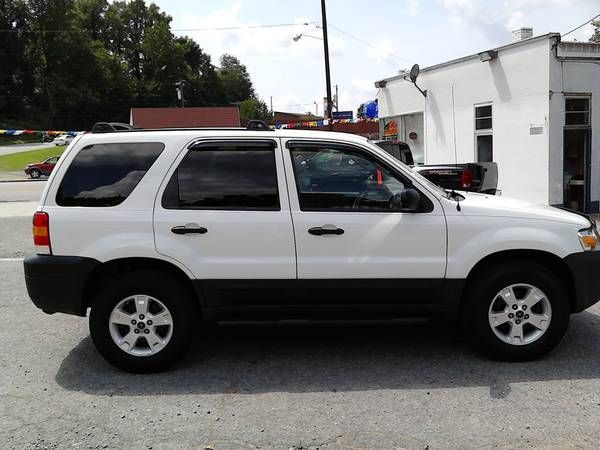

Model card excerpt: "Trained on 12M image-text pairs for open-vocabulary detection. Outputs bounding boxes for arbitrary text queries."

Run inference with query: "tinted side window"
[162,144,279,210]
[290,145,410,211]
[56,142,164,207]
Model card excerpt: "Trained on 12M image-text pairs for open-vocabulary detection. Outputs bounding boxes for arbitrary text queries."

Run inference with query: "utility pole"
[270,96,274,117]
[321,0,333,127]
[334,84,339,112]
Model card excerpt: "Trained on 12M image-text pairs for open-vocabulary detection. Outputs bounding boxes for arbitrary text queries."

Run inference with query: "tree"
[218,54,255,104]
[239,98,271,122]
[590,20,600,44]
[0,0,266,129]
[0,0,34,120]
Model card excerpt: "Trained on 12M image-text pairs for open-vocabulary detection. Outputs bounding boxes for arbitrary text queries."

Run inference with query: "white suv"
[24,122,600,372]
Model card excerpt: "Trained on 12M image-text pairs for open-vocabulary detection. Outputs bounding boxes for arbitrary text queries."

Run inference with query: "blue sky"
[151,0,598,114]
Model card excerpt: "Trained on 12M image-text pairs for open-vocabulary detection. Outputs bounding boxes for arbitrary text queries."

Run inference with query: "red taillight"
[460,169,473,189]
[33,211,50,249]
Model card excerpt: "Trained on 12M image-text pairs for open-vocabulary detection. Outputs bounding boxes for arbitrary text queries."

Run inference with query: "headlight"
[578,228,599,251]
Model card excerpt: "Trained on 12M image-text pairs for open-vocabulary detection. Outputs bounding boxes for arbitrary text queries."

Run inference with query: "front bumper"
[24,254,100,316]
[563,251,600,313]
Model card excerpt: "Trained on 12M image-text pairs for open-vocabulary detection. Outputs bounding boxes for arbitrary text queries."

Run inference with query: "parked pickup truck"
[373,140,498,194]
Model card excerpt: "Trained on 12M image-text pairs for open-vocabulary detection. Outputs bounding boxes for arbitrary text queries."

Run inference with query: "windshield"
[366,140,449,198]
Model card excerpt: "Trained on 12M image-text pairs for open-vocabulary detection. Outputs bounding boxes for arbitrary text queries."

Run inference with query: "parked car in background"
[53,134,74,146]
[24,156,60,178]
[373,140,498,194]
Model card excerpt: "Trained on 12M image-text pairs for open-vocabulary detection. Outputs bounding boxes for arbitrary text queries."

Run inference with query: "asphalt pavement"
[3,182,600,448]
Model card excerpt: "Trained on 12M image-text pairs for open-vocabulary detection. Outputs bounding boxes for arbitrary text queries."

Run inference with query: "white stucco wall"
[549,57,600,210]
[377,37,553,203]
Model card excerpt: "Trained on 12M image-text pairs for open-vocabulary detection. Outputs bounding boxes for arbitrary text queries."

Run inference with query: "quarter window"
[56,142,164,207]
[290,145,414,212]
[162,143,279,210]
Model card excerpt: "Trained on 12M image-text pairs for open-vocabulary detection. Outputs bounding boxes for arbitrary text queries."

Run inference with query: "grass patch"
[0,146,66,172]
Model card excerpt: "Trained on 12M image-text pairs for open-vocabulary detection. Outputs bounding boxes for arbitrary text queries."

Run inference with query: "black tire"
[89,270,195,373]
[462,261,570,361]
[29,169,41,179]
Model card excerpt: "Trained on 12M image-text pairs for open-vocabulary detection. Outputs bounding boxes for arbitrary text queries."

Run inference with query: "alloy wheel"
[108,294,173,356]
[488,283,552,346]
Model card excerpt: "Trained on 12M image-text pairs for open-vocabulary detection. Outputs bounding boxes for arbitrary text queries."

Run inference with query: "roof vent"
[512,27,533,42]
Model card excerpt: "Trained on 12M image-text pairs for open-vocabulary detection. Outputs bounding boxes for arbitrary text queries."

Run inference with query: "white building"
[375,31,600,213]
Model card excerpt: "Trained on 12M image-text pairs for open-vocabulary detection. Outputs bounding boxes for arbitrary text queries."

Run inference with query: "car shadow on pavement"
[55,311,600,397]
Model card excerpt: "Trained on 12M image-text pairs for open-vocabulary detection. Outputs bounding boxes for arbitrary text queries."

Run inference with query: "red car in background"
[24,156,60,179]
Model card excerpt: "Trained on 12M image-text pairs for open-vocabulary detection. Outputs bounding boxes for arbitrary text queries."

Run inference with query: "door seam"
[278,137,299,279]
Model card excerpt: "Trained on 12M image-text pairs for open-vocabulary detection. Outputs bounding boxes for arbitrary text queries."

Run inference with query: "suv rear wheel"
[89,270,195,373]
[463,262,570,361]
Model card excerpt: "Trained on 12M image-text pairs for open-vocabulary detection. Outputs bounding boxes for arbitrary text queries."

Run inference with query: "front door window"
[290,146,410,212]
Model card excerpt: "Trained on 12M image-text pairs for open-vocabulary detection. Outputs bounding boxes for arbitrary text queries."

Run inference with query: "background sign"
[383,120,398,137]
[332,110,354,120]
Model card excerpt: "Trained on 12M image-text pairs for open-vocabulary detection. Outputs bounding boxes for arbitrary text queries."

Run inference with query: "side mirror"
[391,188,421,212]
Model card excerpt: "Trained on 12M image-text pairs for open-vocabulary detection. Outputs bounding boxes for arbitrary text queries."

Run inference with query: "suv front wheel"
[463,262,570,361]
[89,270,195,373]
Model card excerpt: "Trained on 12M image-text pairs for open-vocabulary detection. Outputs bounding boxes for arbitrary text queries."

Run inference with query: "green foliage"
[590,20,600,44]
[239,98,271,122]
[0,0,266,129]
[0,146,66,171]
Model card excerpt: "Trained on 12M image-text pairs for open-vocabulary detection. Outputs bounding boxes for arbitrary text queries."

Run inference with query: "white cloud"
[178,3,342,62]
[437,0,592,42]
[367,38,397,63]
[566,21,596,42]
[406,0,423,16]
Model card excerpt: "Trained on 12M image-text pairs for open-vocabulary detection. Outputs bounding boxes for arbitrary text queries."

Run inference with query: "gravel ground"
[3,258,600,449]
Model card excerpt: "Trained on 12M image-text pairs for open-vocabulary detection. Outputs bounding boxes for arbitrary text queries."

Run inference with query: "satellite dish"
[409,64,420,83]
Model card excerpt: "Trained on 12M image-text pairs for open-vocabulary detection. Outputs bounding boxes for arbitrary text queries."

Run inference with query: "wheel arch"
[460,249,575,311]
[82,257,203,316]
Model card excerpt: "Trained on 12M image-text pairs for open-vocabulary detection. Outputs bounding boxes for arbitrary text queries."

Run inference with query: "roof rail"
[92,122,135,133]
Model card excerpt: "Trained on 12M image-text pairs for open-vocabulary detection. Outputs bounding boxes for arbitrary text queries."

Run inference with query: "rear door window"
[162,142,279,210]
[56,142,164,207]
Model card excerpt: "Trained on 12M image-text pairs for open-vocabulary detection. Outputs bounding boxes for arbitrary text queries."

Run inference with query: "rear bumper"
[563,251,600,313]
[24,254,100,316]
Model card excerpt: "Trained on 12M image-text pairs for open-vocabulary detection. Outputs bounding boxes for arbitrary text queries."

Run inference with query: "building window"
[474,104,493,162]
[475,104,492,130]
[565,98,590,126]
[476,135,493,162]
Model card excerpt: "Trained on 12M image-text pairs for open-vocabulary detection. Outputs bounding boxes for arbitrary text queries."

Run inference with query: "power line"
[273,102,317,107]
[172,22,316,33]
[327,23,415,65]
[562,12,600,38]
[0,21,317,34]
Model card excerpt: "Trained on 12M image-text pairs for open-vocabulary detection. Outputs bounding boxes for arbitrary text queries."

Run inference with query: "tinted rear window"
[56,142,164,207]
[162,144,279,210]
